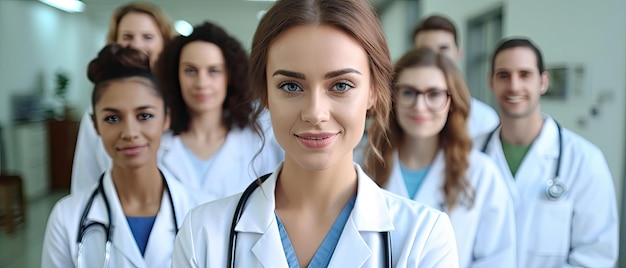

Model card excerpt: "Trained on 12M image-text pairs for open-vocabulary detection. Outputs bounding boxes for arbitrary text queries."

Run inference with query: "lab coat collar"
[386,150,446,209]
[142,183,178,267]
[235,163,395,233]
[101,170,146,267]
[159,131,199,189]
[235,163,395,267]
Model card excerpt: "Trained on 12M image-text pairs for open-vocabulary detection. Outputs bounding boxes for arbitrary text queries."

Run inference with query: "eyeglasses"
[395,85,451,112]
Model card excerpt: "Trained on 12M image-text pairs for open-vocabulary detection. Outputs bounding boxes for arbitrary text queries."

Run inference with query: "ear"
[367,87,377,110]
[488,73,495,92]
[540,71,550,95]
[91,113,101,136]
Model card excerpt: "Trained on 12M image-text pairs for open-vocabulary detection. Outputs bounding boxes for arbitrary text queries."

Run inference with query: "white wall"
[0,0,103,172]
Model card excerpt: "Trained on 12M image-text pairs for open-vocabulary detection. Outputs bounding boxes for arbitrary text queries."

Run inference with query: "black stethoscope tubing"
[227,173,392,268]
[481,120,564,200]
[76,170,179,245]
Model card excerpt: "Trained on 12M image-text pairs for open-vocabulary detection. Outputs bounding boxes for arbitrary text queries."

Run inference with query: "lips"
[116,145,147,156]
[408,115,428,123]
[195,94,210,101]
[294,132,338,149]
[505,95,525,104]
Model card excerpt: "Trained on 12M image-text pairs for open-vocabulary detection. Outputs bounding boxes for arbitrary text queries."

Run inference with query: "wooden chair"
[0,174,26,234]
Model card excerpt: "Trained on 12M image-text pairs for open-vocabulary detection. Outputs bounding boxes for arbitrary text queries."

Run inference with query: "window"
[465,6,503,107]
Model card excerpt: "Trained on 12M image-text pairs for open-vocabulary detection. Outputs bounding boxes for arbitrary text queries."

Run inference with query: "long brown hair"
[248,0,393,166]
[106,2,174,45]
[365,47,474,210]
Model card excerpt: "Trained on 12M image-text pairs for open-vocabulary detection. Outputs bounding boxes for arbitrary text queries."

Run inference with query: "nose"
[195,72,211,89]
[300,88,330,125]
[412,93,429,112]
[509,75,523,92]
[128,39,147,53]
[121,118,140,141]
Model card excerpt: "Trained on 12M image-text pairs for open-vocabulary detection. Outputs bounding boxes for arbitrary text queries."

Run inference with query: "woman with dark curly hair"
[155,21,283,201]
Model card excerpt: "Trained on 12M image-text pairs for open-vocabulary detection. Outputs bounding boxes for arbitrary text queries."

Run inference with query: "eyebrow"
[100,105,156,113]
[272,68,362,80]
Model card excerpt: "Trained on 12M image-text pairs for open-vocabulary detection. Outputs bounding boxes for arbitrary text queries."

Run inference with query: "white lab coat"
[467,98,499,138]
[42,169,199,268]
[475,116,618,268]
[71,106,283,201]
[158,126,283,202]
[71,107,110,194]
[383,149,516,268]
[172,163,460,267]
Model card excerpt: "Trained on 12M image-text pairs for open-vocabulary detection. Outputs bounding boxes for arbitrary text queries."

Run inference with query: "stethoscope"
[227,174,392,268]
[76,170,178,268]
[481,121,566,201]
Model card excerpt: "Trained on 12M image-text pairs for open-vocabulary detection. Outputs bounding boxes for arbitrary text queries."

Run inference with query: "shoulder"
[185,193,242,231]
[561,127,605,158]
[467,149,500,177]
[381,189,446,227]
[47,189,94,225]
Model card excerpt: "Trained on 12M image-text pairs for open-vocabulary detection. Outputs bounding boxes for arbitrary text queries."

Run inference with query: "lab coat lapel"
[483,127,522,206]
[199,130,243,192]
[102,171,145,267]
[329,166,395,267]
[143,187,177,267]
[159,133,199,189]
[235,167,289,267]
[513,117,560,198]
[413,150,446,210]
[385,152,410,198]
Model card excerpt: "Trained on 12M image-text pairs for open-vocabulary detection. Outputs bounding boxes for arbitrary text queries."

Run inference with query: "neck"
[111,163,163,207]
[398,135,439,169]
[500,111,544,145]
[275,155,357,213]
[184,110,227,141]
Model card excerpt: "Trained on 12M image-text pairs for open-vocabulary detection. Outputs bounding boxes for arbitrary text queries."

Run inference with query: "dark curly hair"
[156,21,251,134]
[87,43,162,109]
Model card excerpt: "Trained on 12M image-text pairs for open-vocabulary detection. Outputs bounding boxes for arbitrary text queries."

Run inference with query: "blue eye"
[184,68,196,75]
[332,82,353,92]
[138,113,153,120]
[279,82,302,92]
[104,115,120,124]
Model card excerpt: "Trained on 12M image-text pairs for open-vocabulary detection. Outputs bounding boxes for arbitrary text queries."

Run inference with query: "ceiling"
[81,0,396,16]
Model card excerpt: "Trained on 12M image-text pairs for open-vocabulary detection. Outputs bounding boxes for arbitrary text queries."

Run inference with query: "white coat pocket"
[529,200,573,255]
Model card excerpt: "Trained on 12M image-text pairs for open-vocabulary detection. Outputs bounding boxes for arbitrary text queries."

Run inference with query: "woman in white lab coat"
[363,48,516,268]
[42,45,198,268]
[154,22,283,201]
[71,2,175,193]
[172,0,458,267]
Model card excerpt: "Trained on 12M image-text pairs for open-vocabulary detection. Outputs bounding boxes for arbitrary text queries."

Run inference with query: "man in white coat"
[476,37,618,267]
[412,14,499,137]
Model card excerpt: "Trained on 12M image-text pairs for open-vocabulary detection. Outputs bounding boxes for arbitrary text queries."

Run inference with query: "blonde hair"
[105,2,174,45]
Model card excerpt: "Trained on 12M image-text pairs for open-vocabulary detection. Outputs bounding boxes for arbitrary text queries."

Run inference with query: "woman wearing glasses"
[363,47,516,268]
[42,45,198,268]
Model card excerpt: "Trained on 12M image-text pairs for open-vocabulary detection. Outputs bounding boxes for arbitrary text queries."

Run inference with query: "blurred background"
[0,0,624,267]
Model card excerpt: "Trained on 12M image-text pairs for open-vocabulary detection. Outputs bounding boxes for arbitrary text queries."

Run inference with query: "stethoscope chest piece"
[545,178,566,201]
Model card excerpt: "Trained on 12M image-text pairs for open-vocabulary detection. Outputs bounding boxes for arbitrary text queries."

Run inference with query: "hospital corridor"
[1,0,625,267]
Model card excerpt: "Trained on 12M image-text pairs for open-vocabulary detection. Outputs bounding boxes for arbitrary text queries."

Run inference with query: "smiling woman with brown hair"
[171,1,459,267]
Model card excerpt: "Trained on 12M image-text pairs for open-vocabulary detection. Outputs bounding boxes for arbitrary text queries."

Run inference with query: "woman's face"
[116,12,164,67]
[93,79,169,170]
[266,25,375,171]
[178,41,228,116]
[394,66,451,140]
